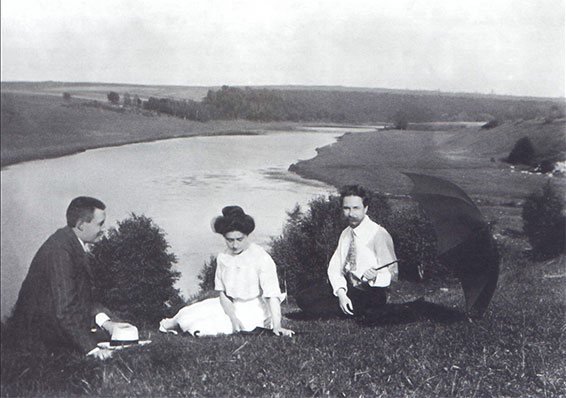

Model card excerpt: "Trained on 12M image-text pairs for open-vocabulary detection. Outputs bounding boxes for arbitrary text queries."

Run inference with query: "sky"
[1,0,564,97]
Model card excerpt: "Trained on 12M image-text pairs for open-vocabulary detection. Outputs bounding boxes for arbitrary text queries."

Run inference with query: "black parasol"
[404,172,500,317]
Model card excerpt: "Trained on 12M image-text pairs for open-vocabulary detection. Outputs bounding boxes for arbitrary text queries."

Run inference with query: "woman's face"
[223,230,249,255]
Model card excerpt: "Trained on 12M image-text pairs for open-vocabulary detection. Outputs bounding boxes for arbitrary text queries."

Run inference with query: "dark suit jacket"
[9,226,111,354]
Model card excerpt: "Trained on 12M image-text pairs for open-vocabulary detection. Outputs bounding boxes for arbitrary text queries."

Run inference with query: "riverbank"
[291,124,565,198]
[1,92,301,168]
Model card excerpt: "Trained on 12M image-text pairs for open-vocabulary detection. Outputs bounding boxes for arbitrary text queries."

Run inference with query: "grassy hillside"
[291,125,565,200]
[0,92,296,167]
[443,119,566,163]
[2,242,564,397]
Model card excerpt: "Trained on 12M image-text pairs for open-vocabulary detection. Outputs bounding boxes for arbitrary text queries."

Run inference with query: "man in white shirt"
[327,185,398,317]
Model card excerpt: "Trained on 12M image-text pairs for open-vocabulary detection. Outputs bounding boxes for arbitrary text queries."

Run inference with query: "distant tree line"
[137,85,560,124]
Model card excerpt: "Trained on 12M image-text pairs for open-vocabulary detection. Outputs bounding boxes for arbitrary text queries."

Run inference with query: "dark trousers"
[295,279,387,317]
[348,282,387,317]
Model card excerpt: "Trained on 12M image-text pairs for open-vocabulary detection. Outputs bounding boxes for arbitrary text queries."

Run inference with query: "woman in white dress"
[160,206,294,337]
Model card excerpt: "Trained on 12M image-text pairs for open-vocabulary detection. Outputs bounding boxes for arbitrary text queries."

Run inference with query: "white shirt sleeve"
[369,228,398,286]
[95,312,111,328]
[258,252,283,299]
[214,257,225,292]
[327,232,347,296]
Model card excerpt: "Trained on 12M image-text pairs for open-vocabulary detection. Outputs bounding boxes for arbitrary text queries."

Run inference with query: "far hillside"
[3,81,564,124]
[1,81,214,102]
[135,86,566,124]
[443,119,566,165]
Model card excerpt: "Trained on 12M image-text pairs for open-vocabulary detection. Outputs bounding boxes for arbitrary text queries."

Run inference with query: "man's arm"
[327,235,354,315]
[327,235,347,296]
[363,228,397,286]
[49,249,99,354]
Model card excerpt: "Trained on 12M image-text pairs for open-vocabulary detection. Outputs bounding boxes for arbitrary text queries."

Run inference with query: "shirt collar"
[76,235,88,252]
[349,215,371,236]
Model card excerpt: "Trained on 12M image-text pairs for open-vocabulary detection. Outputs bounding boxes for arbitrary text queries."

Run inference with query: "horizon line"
[1,80,564,101]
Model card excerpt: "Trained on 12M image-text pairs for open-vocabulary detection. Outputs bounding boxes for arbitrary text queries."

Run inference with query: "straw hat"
[110,324,139,346]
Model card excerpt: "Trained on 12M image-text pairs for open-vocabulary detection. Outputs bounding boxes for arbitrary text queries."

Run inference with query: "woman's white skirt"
[159,296,272,336]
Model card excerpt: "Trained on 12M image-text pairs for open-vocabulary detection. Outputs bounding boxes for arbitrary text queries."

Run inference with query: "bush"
[269,194,442,299]
[197,255,217,292]
[535,160,555,174]
[62,92,71,100]
[393,110,409,129]
[522,182,566,258]
[508,136,535,165]
[269,197,348,296]
[91,214,183,326]
[107,91,120,104]
[123,93,132,106]
[386,205,441,281]
[544,104,564,123]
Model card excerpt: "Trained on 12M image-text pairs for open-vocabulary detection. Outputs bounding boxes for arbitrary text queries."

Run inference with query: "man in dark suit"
[8,196,135,359]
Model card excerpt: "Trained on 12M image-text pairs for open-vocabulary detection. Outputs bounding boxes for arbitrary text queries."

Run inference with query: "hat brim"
[98,340,151,350]
[110,339,139,347]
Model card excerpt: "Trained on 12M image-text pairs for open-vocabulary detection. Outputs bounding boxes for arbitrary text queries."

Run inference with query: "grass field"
[1,87,565,397]
[1,253,564,397]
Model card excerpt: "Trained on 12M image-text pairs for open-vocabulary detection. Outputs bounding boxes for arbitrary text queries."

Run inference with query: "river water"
[1,128,372,319]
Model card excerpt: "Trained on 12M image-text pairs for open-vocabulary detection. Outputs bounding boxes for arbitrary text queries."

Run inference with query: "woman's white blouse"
[214,243,283,300]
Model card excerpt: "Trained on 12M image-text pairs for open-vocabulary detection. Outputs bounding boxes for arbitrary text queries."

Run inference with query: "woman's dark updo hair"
[213,206,255,235]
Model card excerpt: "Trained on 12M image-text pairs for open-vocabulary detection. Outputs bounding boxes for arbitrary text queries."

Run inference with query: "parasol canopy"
[404,172,500,317]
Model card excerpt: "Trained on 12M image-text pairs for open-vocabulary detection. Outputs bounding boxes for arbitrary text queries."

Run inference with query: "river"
[0,128,374,319]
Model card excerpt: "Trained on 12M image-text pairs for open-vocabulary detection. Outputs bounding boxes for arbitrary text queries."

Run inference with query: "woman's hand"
[273,326,295,337]
[219,291,243,332]
[229,315,245,332]
[267,297,294,337]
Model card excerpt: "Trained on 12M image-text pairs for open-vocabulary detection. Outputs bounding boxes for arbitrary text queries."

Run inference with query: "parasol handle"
[373,260,399,271]
[360,260,400,283]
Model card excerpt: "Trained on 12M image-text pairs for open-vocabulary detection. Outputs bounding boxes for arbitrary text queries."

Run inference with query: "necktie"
[346,229,356,272]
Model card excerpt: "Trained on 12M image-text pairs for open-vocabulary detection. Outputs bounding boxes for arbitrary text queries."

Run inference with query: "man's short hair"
[340,185,371,207]
[66,196,106,227]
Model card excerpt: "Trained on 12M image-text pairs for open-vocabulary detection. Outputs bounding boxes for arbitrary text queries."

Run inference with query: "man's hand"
[87,347,114,360]
[362,267,378,282]
[273,326,295,337]
[337,289,354,315]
